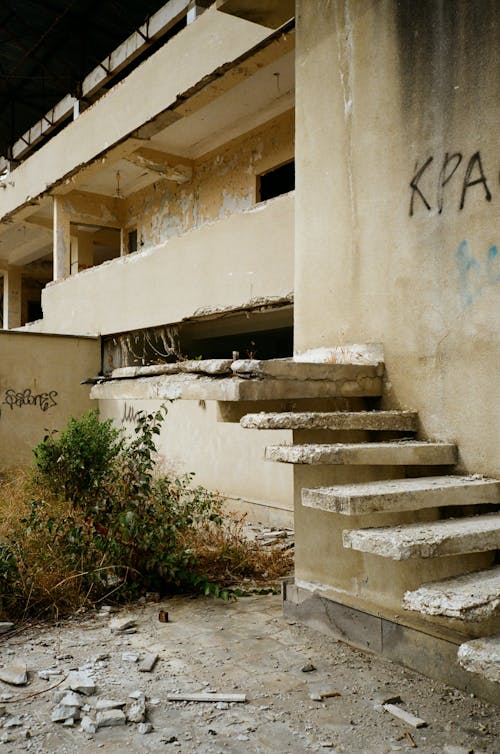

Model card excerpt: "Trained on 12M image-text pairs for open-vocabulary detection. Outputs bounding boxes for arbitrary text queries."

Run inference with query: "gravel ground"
[0,593,498,753]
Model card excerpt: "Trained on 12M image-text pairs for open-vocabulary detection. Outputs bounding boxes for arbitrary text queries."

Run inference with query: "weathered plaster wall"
[97,397,294,524]
[36,192,294,335]
[0,332,99,466]
[125,110,294,248]
[295,0,499,477]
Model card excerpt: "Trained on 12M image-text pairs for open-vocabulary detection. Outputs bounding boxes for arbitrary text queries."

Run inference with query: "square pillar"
[53,195,70,281]
[2,267,22,329]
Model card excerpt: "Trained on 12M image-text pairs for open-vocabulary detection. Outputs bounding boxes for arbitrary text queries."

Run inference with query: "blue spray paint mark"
[456,240,481,306]
[456,241,499,306]
[486,245,500,284]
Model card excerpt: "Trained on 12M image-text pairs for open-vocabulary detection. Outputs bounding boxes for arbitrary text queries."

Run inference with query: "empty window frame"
[257,160,295,202]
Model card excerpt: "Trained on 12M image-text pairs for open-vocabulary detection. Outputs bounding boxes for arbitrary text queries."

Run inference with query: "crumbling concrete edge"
[281,580,499,706]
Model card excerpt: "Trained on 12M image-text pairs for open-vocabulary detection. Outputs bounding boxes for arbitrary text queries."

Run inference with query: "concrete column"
[120,228,128,257]
[53,195,70,281]
[2,267,22,329]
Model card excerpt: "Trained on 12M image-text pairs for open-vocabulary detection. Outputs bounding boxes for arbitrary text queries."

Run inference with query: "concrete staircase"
[240,385,500,688]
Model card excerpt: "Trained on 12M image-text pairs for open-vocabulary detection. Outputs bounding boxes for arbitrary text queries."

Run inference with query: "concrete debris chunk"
[129,689,146,700]
[382,703,427,728]
[0,624,14,635]
[138,653,158,673]
[67,671,96,696]
[96,708,126,728]
[59,692,84,708]
[80,715,97,734]
[109,616,137,633]
[38,668,63,680]
[0,660,28,686]
[138,722,153,734]
[121,652,139,663]
[3,715,23,728]
[51,705,81,723]
[96,699,127,710]
[127,696,146,723]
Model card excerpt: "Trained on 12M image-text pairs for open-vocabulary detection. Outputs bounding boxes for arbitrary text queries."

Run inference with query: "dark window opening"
[27,300,43,323]
[128,229,138,253]
[102,305,293,373]
[258,160,295,202]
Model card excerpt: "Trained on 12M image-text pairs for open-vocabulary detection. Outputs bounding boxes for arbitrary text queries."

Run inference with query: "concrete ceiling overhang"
[0,0,192,158]
[0,12,295,266]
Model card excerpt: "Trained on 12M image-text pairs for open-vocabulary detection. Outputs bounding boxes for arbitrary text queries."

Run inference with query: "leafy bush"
[0,407,293,620]
[33,410,122,506]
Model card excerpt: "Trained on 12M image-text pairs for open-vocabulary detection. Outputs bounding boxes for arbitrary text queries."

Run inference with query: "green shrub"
[33,409,123,506]
[0,407,292,620]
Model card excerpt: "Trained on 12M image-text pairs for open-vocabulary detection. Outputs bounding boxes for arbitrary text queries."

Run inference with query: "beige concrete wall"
[37,191,294,335]
[0,332,100,466]
[125,110,294,248]
[295,0,499,477]
[97,397,294,522]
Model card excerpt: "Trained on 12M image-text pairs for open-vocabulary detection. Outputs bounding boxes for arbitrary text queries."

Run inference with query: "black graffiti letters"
[409,156,433,215]
[3,388,58,412]
[459,152,492,210]
[437,152,462,213]
[409,150,493,216]
[121,402,140,424]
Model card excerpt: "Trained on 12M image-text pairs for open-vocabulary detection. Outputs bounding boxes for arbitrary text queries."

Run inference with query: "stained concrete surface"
[0,595,499,753]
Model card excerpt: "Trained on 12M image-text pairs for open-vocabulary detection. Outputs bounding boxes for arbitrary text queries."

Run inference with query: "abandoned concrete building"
[0,0,498,703]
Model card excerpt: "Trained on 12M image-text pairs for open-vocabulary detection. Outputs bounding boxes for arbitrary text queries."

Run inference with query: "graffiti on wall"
[409,151,493,216]
[456,241,499,306]
[121,402,140,424]
[2,388,58,413]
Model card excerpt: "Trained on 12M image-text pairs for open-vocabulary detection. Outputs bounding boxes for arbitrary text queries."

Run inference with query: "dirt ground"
[0,593,498,754]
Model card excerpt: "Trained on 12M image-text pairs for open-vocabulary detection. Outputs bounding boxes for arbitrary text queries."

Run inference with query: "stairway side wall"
[294,0,499,477]
[97,397,294,525]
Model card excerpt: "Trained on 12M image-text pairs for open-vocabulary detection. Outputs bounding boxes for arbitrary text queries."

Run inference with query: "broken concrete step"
[457,634,500,685]
[266,441,457,466]
[402,566,500,621]
[241,410,418,432]
[232,358,384,381]
[343,513,500,560]
[302,475,500,515]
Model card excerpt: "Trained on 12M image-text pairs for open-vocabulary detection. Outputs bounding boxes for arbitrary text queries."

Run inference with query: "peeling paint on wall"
[123,110,294,249]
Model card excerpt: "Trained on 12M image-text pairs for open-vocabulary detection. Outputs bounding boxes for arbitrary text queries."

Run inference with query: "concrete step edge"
[301,476,500,515]
[402,566,500,621]
[342,513,500,559]
[266,441,457,466]
[241,410,418,431]
[457,634,500,685]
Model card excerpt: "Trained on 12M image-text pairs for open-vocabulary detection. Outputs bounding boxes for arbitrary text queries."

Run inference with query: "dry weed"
[183,512,294,589]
